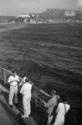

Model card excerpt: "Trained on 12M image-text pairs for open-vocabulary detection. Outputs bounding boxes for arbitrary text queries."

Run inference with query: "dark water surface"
[0,23,82,125]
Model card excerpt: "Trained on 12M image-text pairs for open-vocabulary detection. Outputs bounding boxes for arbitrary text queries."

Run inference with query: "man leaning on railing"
[43,90,60,125]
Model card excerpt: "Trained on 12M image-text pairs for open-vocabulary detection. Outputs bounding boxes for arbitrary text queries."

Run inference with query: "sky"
[0,0,82,16]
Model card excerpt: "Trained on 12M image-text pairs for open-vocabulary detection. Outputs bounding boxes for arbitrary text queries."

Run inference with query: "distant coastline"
[0,8,82,24]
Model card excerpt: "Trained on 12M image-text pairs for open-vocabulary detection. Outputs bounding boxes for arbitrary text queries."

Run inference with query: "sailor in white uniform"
[54,96,70,125]
[20,77,33,118]
[8,72,20,107]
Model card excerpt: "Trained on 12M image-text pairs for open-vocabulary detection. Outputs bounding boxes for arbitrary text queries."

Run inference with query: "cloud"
[0,0,79,15]
[78,0,82,6]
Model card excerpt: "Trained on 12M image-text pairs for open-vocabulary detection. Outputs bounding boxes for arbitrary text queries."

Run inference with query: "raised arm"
[8,76,14,84]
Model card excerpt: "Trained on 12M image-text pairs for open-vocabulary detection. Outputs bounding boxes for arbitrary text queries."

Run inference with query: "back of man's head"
[51,90,57,96]
[12,71,17,77]
[23,76,29,83]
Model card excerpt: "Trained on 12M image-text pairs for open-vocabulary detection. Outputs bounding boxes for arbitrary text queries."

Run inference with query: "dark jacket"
[46,95,57,116]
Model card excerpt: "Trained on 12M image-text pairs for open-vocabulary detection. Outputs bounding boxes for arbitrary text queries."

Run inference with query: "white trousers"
[23,95,31,117]
[54,115,64,125]
[9,86,18,105]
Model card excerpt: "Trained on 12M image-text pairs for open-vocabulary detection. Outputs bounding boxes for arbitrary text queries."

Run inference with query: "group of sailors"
[8,71,33,118]
[7,71,70,125]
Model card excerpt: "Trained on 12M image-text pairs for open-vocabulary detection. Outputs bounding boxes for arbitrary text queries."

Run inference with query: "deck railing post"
[3,70,6,84]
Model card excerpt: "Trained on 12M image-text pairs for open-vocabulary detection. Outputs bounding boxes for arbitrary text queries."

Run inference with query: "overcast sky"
[0,0,82,16]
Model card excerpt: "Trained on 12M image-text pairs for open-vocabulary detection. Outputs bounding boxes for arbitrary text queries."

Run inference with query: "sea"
[0,23,82,125]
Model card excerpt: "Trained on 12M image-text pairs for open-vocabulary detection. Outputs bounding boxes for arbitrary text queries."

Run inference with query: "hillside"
[0,9,82,23]
[39,9,82,22]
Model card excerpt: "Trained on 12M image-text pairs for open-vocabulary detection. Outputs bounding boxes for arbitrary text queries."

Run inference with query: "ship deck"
[0,80,47,125]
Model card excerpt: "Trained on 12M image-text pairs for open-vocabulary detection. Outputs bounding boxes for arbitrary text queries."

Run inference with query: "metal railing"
[0,66,51,110]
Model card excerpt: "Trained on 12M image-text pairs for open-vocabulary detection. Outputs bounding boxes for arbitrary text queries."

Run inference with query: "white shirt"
[20,82,32,97]
[56,103,70,116]
[8,75,19,86]
[54,103,70,125]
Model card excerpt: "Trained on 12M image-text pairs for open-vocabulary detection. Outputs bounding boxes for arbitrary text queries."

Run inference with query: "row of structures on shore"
[0,9,82,24]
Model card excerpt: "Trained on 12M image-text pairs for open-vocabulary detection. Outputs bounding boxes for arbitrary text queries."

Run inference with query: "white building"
[17,14,30,18]
[64,10,76,16]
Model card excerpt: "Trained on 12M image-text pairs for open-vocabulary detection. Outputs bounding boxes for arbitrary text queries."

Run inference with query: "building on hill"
[16,9,82,23]
[16,14,30,23]
[17,14,30,18]
[64,10,76,16]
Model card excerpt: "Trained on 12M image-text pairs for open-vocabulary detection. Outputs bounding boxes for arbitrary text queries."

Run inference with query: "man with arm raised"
[8,71,20,108]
